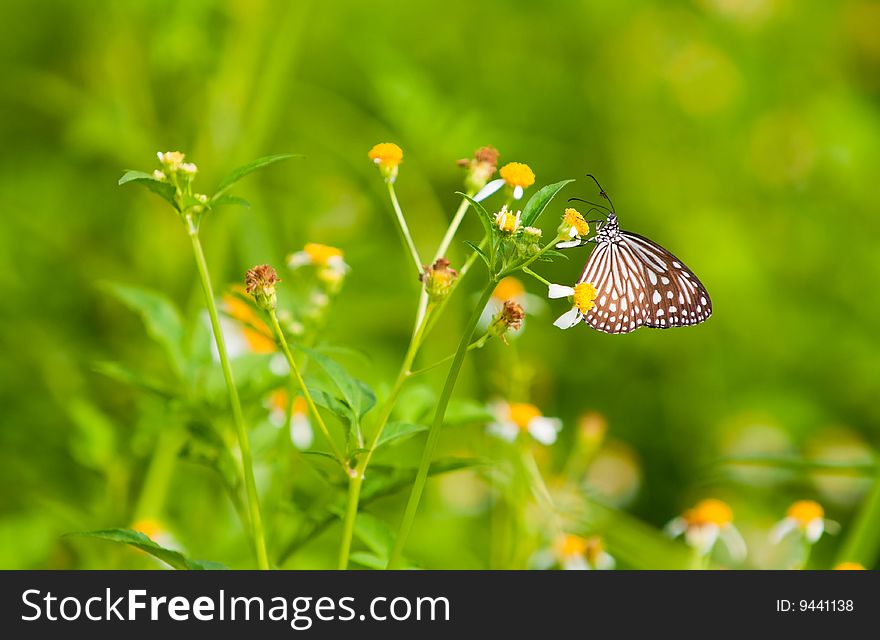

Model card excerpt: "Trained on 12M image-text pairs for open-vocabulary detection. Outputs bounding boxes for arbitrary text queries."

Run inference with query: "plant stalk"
[187,217,269,570]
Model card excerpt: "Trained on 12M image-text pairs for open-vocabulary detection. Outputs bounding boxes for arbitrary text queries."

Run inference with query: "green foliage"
[520,179,576,227]
[68,529,227,570]
[212,154,300,200]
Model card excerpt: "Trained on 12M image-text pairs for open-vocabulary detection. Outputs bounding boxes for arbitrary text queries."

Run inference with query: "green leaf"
[520,178,575,227]
[67,397,117,472]
[375,422,428,449]
[67,529,227,570]
[102,282,186,377]
[93,361,178,399]
[351,512,394,558]
[210,194,251,209]
[212,154,300,200]
[457,192,495,238]
[299,347,375,419]
[118,171,178,210]
[464,240,491,267]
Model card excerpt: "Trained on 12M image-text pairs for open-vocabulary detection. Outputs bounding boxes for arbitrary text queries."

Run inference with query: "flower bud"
[489,300,525,344]
[420,257,459,302]
[245,264,281,311]
[458,146,499,194]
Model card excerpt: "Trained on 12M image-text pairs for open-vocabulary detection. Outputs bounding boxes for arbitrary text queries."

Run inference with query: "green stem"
[387,181,423,275]
[499,236,562,278]
[836,472,880,568]
[133,426,185,521]
[522,266,551,286]
[337,473,363,569]
[433,197,471,262]
[186,217,269,570]
[387,279,496,568]
[268,309,346,466]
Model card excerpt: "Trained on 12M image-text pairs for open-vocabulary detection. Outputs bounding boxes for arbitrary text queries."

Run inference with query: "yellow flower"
[771,499,837,544]
[157,151,186,171]
[420,257,459,302]
[500,162,535,188]
[287,243,349,292]
[303,243,344,266]
[223,289,276,354]
[493,276,526,303]
[557,208,590,248]
[494,205,521,234]
[488,400,561,445]
[551,534,615,570]
[368,142,403,182]
[666,498,746,560]
[548,281,598,329]
[132,519,165,541]
[834,562,865,570]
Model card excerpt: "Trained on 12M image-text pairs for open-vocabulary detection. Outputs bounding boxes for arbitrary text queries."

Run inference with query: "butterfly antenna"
[586,174,615,214]
[567,196,611,213]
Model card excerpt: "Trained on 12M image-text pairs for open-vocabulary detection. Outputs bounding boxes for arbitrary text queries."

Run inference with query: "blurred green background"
[2,0,879,569]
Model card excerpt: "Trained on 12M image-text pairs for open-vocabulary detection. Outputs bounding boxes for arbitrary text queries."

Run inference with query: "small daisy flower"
[499,161,536,200]
[834,562,865,570]
[287,243,349,290]
[267,390,314,449]
[457,146,499,194]
[554,534,615,570]
[556,208,590,248]
[666,498,747,561]
[548,281,598,329]
[494,205,522,234]
[770,500,839,544]
[368,142,403,183]
[487,400,562,445]
[157,151,186,171]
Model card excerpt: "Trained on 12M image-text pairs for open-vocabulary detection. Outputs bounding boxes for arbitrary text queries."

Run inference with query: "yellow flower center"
[573,282,598,314]
[493,276,525,302]
[304,243,344,266]
[786,500,824,527]
[292,395,308,415]
[508,402,541,429]
[834,562,865,570]
[684,498,733,527]
[368,142,403,168]
[495,207,521,233]
[563,208,590,236]
[269,389,289,412]
[499,162,535,188]
[555,533,589,558]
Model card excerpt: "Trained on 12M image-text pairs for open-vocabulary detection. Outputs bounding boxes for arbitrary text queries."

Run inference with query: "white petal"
[269,353,290,376]
[327,255,349,273]
[487,421,519,442]
[513,185,524,200]
[594,552,616,571]
[553,307,582,329]
[268,407,286,428]
[528,417,562,445]
[805,518,824,544]
[287,251,311,268]
[290,415,314,449]
[665,518,687,538]
[562,555,589,571]
[569,226,579,238]
[473,178,505,202]
[720,525,747,562]
[769,518,796,544]
[548,284,575,299]
[685,523,719,555]
[555,240,582,249]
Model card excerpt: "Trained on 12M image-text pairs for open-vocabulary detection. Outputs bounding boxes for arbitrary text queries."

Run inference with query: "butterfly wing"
[578,232,711,334]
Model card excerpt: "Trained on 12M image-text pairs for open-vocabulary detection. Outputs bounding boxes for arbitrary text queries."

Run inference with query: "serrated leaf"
[118,171,178,210]
[67,529,227,570]
[520,179,575,227]
[375,422,428,449]
[299,347,375,420]
[212,154,300,200]
[102,282,186,377]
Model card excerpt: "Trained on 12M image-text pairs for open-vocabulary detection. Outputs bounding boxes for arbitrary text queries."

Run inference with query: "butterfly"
[556,177,712,335]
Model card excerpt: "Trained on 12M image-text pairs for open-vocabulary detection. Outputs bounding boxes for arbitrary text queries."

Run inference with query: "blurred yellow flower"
[223,289,276,354]
[834,562,865,570]
[552,534,615,570]
[493,276,525,303]
[368,142,403,182]
[770,499,838,544]
[666,498,746,560]
[267,390,314,449]
[499,162,535,200]
[488,400,562,445]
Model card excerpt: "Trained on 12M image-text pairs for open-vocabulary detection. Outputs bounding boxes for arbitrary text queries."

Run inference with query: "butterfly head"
[595,212,619,243]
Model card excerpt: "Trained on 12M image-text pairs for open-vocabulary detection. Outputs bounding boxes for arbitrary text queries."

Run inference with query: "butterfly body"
[579,212,712,334]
